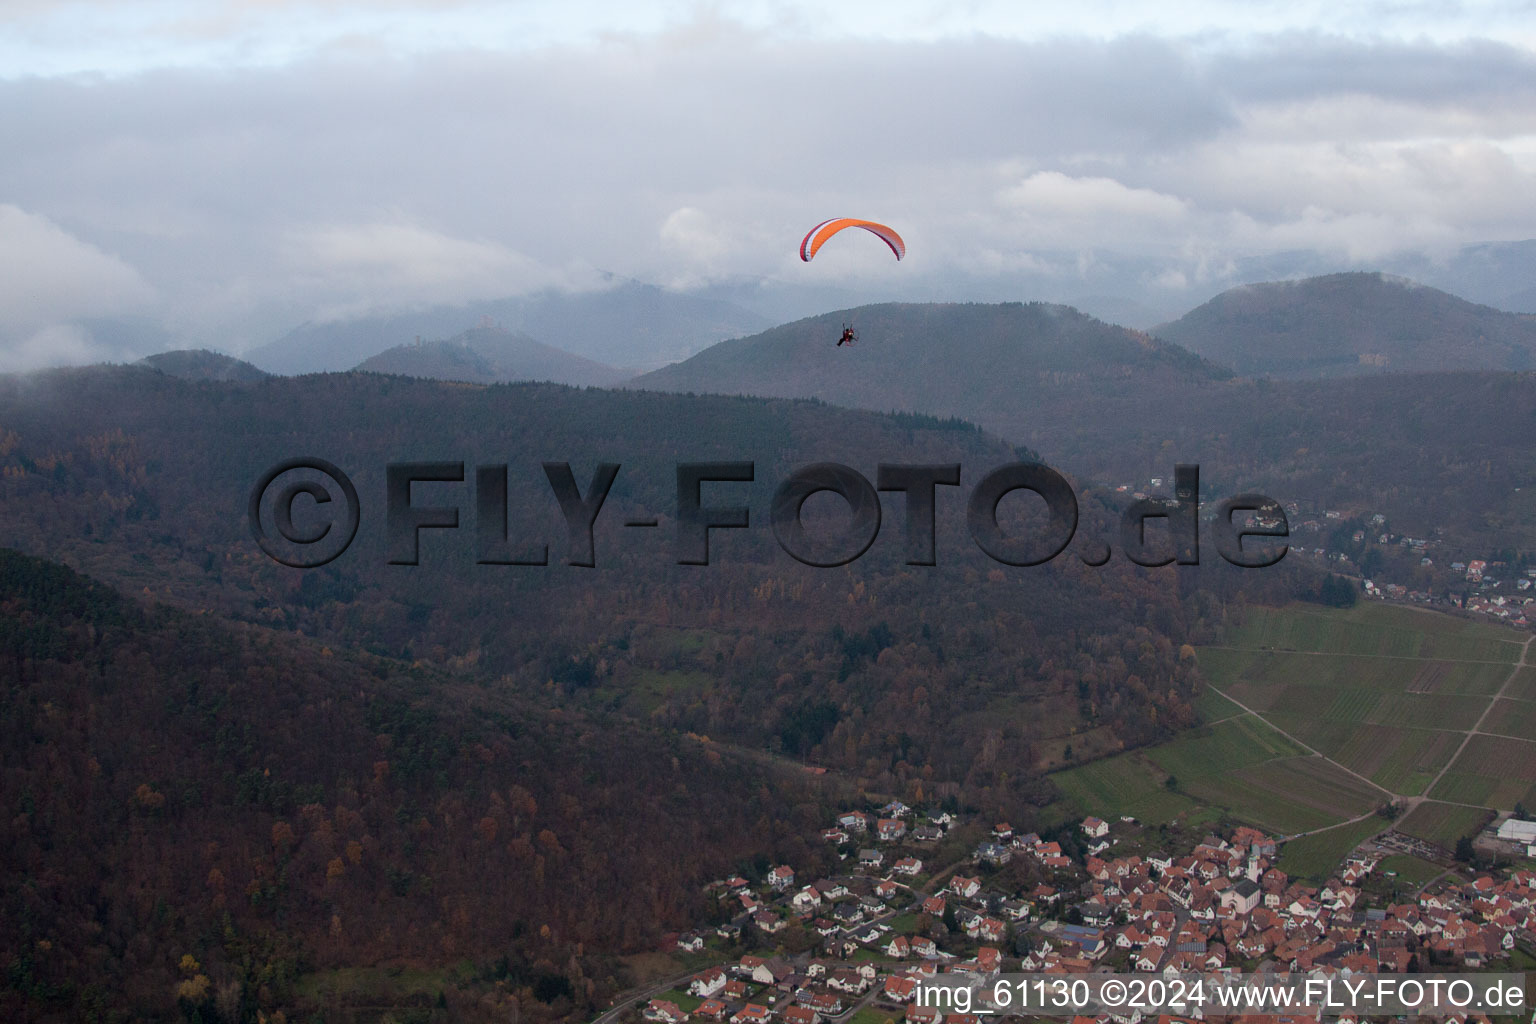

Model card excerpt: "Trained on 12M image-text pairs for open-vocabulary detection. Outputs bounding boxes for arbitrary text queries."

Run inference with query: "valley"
[4,285,1535,1022]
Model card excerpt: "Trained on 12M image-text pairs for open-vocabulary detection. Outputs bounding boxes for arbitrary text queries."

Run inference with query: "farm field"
[1172,754,1380,835]
[1052,603,1527,883]
[1225,604,1523,662]
[1278,815,1391,880]
[1203,604,1530,801]
[1144,714,1306,777]
[1485,697,1536,739]
[1376,854,1446,889]
[1200,650,1502,722]
[1506,667,1536,702]
[1395,801,1494,851]
[1259,716,1460,795]
[1199,649,1510,705]
[1050,753,1198,824]
[1428,734,1536,810]
[1052,716,1379,836]
[1194,684,1245,722]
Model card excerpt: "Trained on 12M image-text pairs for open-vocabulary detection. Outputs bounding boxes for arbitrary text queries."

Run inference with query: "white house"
[950,875,981,899]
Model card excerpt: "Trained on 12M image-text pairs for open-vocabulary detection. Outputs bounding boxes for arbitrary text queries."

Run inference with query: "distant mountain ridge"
[355,325,630,386]
[16,239,1536,377]
[247,279,771,374]
[1152,272,1536,378]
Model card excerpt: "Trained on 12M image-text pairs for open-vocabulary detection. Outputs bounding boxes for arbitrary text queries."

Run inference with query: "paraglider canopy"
[800,218,905,262]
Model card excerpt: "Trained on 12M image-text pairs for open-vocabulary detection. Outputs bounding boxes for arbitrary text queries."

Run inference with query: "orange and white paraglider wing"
[799,218,905,261]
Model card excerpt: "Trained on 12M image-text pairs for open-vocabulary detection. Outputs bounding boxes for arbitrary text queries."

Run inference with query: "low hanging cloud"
[0,20,1534,363]
[0,205,156,370]
[0,205,155,332]
[997,172,1190,246]
[658,206,733,287]
[0,323,117,375]
[283,219,600,320]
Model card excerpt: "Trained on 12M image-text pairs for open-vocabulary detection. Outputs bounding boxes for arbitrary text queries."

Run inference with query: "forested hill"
[0,361,1325,1021]
[631,301,1229,410]
[354,325,630,387]
[0,365,1251,816]
[0,546,834,1022]
[626,300,1535,557]
[138,349,269,382]
[1152,272,1536,377]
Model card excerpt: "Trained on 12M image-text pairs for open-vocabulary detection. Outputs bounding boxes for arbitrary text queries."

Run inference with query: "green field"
[1484,698,1536,739]
[1052,715,1379,837]
[1396,801,1493,850]
[1146,714,1306,777]
[849,1010,896,1024]
[1278,815,1390,881]
[1199,650,1510,707]
[1225,604,1523,662]
[293,963,474,1005]
[1197,620,1510,801]
[1260,715,1461,796]
[1137,716,1378,833]
[1181,762,1379,834]
[1426,772,1499,806]
[1429,733,1536,810]
[1200,605,1528,804]
[1051,753,1199,824]
[596,668,712,715]
[1194,684,1245,722]
[1050,604,1523,882]
[1507,668,1536,702]
[1376,854,1446,889]
[657,989,705,1012]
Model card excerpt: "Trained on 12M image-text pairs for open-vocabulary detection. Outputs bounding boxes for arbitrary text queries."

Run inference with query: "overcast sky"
[2,1,1535,369]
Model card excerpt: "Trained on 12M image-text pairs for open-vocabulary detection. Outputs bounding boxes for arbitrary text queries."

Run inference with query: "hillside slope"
[632,301,1229,412]
[0,547,829,1022]
[1153,273,1536,377]
[0,366,1221,812]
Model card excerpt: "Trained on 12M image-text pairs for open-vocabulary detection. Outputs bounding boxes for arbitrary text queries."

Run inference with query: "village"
[1108,477,1535,631]
[1293,510,1535,630]
[603,802,1536,1024]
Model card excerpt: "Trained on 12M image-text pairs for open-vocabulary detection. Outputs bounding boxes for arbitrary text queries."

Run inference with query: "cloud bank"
[0,16,1533,364]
